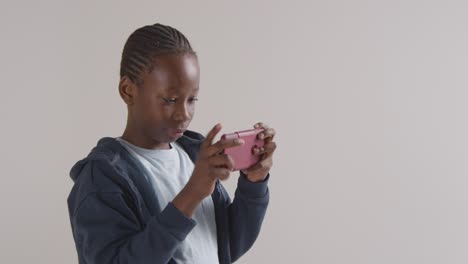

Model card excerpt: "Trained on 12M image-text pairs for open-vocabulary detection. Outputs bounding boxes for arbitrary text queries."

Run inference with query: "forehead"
[141,53,200,92]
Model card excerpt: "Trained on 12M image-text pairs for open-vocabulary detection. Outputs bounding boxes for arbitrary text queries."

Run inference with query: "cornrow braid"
[120,23,195,86]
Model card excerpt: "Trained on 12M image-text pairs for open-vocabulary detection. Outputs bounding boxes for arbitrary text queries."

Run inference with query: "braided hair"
[120,23,196,86]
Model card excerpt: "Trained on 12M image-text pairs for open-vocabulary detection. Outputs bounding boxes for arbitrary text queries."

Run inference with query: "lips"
[171,128,186,133]
[168,128,186,138]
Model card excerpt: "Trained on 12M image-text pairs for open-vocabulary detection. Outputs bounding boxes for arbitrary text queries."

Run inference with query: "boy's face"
[125,53,200,147]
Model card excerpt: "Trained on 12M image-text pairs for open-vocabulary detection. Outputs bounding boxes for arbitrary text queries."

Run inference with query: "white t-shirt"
[116,137,219,264]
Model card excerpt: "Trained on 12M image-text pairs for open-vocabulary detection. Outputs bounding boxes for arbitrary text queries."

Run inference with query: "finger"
[257,127,276,141]
[212,168,231,181]
[207,138,244,156]
[253,142,277,156]
[202,123,222,149]
[254,122,269,129]
[209,154,235,171]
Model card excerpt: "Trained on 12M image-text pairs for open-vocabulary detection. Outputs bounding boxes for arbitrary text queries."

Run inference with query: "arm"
[69,159,196,264]
[227,172,270,262]
[228,122,276,261]
[72,191,195,264]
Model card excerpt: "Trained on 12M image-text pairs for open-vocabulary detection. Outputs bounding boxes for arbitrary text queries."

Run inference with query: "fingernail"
[235,139,244,144]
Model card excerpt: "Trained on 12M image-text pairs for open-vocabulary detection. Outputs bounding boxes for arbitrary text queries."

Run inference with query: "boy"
[67,23,277,264]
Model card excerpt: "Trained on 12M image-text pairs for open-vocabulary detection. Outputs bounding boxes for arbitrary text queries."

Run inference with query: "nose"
[173,101,191,122]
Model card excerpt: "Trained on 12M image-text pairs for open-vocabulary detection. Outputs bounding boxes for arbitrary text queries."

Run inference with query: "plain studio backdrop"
[1,0,467,263]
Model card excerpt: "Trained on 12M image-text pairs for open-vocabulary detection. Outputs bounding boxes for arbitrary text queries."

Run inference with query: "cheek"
[189,104,196,115]
[185,104,196,119]
[135,98,165,122]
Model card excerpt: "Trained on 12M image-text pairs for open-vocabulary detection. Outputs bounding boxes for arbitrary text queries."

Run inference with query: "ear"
[119,76,138,105]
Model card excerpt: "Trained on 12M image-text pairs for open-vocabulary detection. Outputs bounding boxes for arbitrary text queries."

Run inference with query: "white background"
[1,0,467,263]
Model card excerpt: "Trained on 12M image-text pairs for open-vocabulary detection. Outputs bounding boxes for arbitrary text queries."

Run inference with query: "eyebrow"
[166,86,199,92]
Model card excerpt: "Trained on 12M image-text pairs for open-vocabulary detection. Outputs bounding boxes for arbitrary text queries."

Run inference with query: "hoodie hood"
[69,137,118,182]
[69,130,205,182]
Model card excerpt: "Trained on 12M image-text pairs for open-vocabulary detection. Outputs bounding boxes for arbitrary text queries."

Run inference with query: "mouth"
[168,128,186,137]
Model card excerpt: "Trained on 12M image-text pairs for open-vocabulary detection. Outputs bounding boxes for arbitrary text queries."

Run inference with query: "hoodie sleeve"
[227,171,270,262]
[69,163,196,264]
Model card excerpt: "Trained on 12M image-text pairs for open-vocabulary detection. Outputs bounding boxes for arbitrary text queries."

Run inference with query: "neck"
[121,119,171,150]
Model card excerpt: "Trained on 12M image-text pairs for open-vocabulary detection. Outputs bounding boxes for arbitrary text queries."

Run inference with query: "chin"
[157,133,179,143]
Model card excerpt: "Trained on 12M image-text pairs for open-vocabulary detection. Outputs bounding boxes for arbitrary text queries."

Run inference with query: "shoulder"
[67,158,135,212]
[182,130,205,141]
[175,130,206,162]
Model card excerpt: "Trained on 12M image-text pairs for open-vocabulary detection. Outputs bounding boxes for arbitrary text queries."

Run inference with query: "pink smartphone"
[221,128,265,171]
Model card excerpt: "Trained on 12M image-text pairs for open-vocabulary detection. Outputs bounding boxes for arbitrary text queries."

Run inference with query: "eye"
[162,97,198,104]
[162,97,177,104]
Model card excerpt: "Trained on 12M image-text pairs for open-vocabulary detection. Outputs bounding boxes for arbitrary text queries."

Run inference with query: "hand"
[186,123,244,199]
[241,122,277,182]
[173,123,244,217]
